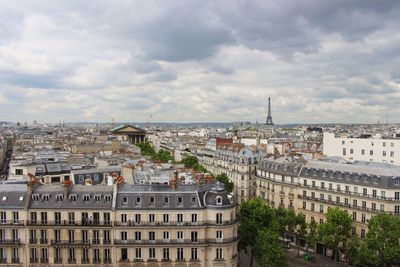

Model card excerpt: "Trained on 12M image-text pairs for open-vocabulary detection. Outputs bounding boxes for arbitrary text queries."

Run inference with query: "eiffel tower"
[265,96,274,125]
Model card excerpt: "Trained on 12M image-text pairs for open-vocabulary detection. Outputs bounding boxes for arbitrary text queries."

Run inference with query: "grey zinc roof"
[71,166,121,175]
[0,184,27,209]
[29,184,113,210]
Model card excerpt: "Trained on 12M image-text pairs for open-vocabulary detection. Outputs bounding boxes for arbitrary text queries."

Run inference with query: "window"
[120,248,128,261]
[216,196,222,205]
[191,196,197,205]
[191,248,198,260]
[311,203,315,212]
[163,214,169,223]
[149,248,156,259]
[120,231,127,241]
[343,148,346,156]
[121,196,128,205]
[135,231,141,241]
[216,230,223,239]
[395,192,400,200]
[191,231,198,242]
[163,248,169,260]
[149,232,155,241]
[121,214,127,223]
[353,199,358,207]
[177,248,184,260]
[350,148,353,154]
[135,248,141,259]
[177,213,183,223]
[83,195,90,202]
[361,214,366,223]
[55,195,63,202]
[216,248,223,260]
[336,196,340,203]
[135,214,141,223]
[32,194,39,202]
[105,195,111,202]
[381,191,386,199]
[371,203,376,211]
[352,212,357,221]
[216,213,223,224]
[149,214,155,223]
[163,231,169,242]
[319,205,324,213]
[361,229,366,238]
[164,197,169,205]
[177,196,183,206]
[177,231,183,241]
[380,204,385,212]
[302,201,306,209]
[361,149,365,155]
[149,196,155,205]
[191,214,197,223]
[395,206,400,214]
[370,150,373,156]
[135,196,142,206]
[383,151,387,157]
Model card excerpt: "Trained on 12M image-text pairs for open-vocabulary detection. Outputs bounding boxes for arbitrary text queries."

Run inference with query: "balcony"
[27,220,112,227]
[92,239,101,245]
[51,240,90,246]
[103,258,112,264]
[93,258,101,264]
[114,239,207,245]
[11,258,19,263]
[0,239,20,245]
[0,259,6,263]
[29,238,37,244]
[40,258,49,263]
[68,258,76,264]
[0,220,24,226]
[40,238,48,244]
[207,237,240,244]
[81,258,90,264]
[30,258,38,263]
[54,258,62,264]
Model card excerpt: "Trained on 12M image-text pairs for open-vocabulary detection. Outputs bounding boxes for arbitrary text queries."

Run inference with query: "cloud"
[0,0,400,123]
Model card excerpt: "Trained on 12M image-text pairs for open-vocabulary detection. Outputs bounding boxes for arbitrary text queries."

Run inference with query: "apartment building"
[201,143,265,205]
[256,158,400,239]
[323,132,400,165]
[0,181,238,267]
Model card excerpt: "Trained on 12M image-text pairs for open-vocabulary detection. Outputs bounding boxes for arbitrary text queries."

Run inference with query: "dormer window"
[42,195,49,202]
[2,196,7,201]
[19,196,24,201]
[164,197,169,206]
[83,195,90,202]
[191,196,197,205]
[136,196,142,206]
[394,178,400,186]
[177,196,183,206]
[105,195,111,202]
[149,196,155,205]
[216,196,223,205]
[94,195,101,202]
[70,194,77,202]
[121,196,128,206]
[32,194,39,202]
[56,195,63,202]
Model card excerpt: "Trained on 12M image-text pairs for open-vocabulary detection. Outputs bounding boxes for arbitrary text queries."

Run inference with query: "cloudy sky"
[0,0,400,124]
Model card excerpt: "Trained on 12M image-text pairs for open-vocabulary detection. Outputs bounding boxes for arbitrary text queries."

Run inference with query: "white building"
[323,132,400,165]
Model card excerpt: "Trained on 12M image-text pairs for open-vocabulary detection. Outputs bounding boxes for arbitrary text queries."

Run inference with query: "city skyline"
[0,1,400,124]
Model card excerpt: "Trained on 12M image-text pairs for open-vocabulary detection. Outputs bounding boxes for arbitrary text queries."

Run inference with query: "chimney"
[63,178,72,198]
[170,172,178,190]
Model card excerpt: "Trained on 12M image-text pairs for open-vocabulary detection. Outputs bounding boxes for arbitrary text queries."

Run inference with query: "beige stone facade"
[0,182,238,267]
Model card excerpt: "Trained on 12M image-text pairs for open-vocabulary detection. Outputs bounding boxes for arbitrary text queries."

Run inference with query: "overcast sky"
[1,0,400,124]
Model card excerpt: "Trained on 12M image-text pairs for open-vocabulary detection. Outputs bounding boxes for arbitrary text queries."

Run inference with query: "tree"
[238,198,275,267]
[255,229,288,267]
[215,173,234,193]
[346,237,380,267]
[153,149,173,163]
[286,209,307,256]
[306,219,318,253]
[274,206,288,237]
[182,155,198,168]
[318,208,352,267]
[137,141,155,156]
[363,213,400,266]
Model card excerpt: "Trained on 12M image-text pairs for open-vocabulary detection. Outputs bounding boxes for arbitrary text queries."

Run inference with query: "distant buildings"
[323,132,400,165]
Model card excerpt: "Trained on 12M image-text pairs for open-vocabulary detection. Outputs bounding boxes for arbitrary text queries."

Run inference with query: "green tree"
[238,198,275,267]
[255,229,288,267]
[182,155,198,168]
[286,209,307,256]
[153,149,173,163]
[274,206,288,237]
[364,213,400,266]
[318,208,352,267]
[306,219,318,253]
[137,141,155,156]
[215,173,234,193]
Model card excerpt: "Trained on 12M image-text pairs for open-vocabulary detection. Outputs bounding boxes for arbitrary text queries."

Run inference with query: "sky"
[0,0,400,124]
